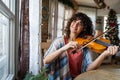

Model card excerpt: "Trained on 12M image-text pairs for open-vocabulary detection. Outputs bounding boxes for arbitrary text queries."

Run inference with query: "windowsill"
[6,74,14,80]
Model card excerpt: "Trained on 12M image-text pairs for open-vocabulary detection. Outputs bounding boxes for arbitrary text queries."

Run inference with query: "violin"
[75,27,116,54]
[75,37,111,53]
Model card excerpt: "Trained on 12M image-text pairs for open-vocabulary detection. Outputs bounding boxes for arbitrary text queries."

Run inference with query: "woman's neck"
[69,34,77,41]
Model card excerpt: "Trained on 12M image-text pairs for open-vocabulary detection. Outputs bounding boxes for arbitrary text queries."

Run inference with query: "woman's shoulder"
[54,36,64,42]
[52,36,65,48]
[55,36,63,39]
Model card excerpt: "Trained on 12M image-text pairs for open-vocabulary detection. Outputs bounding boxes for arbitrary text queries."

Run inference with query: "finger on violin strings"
[112,46,119,55]
[108,46,118,55]
[70,44,77,49]
[107,46,113,55]
[71,42,78,48]
[73,44,78,49]
[71,45,76,48]
[110,46,114,55]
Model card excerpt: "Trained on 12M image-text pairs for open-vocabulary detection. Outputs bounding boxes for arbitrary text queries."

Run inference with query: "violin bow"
[80,26,116,50]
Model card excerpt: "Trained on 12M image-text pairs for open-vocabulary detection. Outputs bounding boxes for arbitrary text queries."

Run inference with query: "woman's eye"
[78,22,83,26]
[73,20,76,23]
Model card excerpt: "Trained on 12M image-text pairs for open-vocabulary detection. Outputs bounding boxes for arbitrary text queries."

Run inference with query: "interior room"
[0,0,120,80]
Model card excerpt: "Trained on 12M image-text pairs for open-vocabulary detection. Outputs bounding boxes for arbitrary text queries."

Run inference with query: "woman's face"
[70,20,83,36]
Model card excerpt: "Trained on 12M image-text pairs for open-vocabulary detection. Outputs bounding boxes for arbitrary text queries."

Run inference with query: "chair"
[41,41,51,66]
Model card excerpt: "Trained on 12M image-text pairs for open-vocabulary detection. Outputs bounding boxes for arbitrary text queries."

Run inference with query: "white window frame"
[48,0,58,40]
[29,0,41,75]
[57,2,65,37]
[0,0,15,80]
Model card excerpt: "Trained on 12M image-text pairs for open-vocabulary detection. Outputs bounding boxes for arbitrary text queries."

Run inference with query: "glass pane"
[0,13,9,80]
[57,3,64,37]
[58,3,64,17]
[1,0,15,14]
[1,0,9,8]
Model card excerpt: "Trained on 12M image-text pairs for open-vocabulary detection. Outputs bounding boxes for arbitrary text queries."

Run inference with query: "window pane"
[1,0,15,14]
[0,13,9,80]
[1,0,9,8]
[57,18,63,37]
[78,7,96,29]
[57,3,64,37]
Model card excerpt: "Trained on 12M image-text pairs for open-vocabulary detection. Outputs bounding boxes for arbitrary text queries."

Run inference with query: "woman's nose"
[73,23,79,28]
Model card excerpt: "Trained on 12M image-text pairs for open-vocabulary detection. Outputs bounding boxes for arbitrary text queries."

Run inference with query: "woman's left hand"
[103,46,119,57]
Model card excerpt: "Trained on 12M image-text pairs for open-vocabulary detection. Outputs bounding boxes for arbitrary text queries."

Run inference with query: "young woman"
[43,12,118,80]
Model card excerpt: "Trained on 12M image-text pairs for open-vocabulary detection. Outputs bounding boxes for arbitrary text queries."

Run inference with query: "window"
[0,13,9,80]
[2,0,15,14]
[1,0,9,8]
[0,0,15,80]
[64,7,73,31]
[57,3,65,37]
[48,0,58,40]
[78,7,97,29]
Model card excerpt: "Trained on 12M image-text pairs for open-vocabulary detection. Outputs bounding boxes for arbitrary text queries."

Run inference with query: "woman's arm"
[43,47,65,64]
[44,41,79,64]
[86,46,119,71]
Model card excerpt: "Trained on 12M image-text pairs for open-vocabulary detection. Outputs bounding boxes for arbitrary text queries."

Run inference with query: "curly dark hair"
[64,12,94,38]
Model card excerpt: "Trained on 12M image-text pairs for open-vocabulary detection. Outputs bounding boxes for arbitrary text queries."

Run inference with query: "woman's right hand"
[62,41,79,51]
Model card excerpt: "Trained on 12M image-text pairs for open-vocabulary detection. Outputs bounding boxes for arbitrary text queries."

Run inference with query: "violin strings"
[80,26,116,50]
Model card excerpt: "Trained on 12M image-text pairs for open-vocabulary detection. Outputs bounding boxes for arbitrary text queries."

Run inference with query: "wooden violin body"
[75,37,111,54]
[75,27,116,54]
